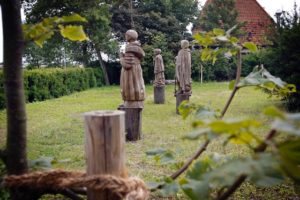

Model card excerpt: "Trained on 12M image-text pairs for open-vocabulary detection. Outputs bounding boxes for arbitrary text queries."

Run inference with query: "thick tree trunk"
[2,0,27,176]
[94,45,110,85]
[1,1,40,199]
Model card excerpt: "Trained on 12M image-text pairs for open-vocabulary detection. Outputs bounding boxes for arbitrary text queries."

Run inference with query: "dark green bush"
[0,67,104,109]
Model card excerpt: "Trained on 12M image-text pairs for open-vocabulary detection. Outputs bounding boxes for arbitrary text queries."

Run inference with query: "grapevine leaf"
[59,25,89,41]
[34,31,54,47]
[160,180,180,196]
[213,28,225,36]
[263,106,285,119]
[146,148,166,156]
[62,13,87,23]
[278,139,300,181]
[181,179,210,200]
[243,42,258,52]
[272,113,300,136]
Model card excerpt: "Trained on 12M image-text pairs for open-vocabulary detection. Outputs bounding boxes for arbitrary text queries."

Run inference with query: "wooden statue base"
[175,93,190,114]
[154,85,165,104]
[118,105,142,141]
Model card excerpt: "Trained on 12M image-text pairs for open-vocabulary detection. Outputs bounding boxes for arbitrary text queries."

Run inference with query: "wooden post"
[118,105,142,141]
[154,85,165,104]
[84,110,126,200]
[175,93,190,114]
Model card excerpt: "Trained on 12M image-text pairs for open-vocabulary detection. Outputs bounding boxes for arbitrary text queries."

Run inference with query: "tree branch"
[216,129,278,200]
[171,140,210,180]
[220,49,242,119]
[216,175,247,200]
[254,129,277,153]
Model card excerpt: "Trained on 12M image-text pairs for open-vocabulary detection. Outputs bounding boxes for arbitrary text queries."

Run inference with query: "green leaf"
[213,28,225,36]
[229,36,239,44]
[201,48,212,61]
[183,128,212,140]
[243,42,258,52]
[216,36,228,42]
[147,181,164,190]
[201,153,283,189]
[160,151,176,164]
[28,157,54,170]
[34,31,54,47]
[59,25,89,41]
[272,113,300,136]
[181,179,210,200]
[278,140,300,181]
[263,106,285,119]
[146,148,166,156]
[186,160,211,180]
[178,101,196,119]
[160,180,180,196]
[62,14,87,23]
[196,105,217,119]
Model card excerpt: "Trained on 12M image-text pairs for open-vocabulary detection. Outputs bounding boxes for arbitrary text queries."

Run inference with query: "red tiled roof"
[198,0,275,45]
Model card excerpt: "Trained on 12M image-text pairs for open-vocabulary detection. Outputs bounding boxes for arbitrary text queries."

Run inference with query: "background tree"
[197,0,239,32]
[240,4,300,111]
[23,0,120,85]
[111,0,198,82]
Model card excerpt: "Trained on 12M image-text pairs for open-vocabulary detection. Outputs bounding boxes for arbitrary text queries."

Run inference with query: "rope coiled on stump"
[4,170,148,200]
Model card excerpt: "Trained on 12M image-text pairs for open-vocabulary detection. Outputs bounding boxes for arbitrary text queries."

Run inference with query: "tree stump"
[154,85,165,104]
[84,110,126,200]
[175,93,190,114]
[118,105,142,141]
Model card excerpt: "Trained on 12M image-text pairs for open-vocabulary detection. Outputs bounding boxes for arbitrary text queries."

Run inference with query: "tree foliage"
[197,0,239,33]
[111,0,199,51]
[268,4,300,111]
[22,0,119,84]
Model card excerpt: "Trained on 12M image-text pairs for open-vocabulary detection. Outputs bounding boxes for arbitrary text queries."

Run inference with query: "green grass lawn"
[0,82,298,199]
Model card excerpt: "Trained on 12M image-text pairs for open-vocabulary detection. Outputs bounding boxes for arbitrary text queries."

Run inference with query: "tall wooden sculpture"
[119,29,145,141]
[175,40,192,114]
[153,48,165,104]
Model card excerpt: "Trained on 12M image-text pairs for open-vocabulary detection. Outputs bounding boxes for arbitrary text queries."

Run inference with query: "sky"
[0,0,300,63]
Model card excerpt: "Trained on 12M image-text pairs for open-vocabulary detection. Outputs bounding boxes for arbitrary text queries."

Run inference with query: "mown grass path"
[0,82,297,199]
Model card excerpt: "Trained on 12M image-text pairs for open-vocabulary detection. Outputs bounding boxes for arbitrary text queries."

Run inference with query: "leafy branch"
[23,13,89,47]
[147,27,298,199]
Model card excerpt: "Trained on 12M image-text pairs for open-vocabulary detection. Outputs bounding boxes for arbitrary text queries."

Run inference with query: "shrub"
[0,67,104,109]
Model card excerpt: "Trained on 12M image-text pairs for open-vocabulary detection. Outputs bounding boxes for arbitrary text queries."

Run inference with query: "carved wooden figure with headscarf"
[120,29,146,108]
[153,48,165,87]
[175,40,192,94]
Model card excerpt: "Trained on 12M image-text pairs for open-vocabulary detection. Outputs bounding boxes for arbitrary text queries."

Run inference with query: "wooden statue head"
[154,48,161,55]
[125,29,138,42]
[180,40,189,49]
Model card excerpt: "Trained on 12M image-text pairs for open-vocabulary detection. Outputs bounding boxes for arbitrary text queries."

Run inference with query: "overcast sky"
[0,0,300,63]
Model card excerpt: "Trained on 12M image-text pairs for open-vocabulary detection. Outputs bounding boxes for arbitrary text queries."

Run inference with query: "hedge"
[0,67,105,109]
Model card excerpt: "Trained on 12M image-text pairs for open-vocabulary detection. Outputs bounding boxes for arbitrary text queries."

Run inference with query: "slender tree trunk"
[94,45,110,85]
[1,1,40,199]
[82,43,89,67]
[200,64,203,84]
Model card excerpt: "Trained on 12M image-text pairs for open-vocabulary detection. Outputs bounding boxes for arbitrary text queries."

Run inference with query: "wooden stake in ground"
[84,110,126,200]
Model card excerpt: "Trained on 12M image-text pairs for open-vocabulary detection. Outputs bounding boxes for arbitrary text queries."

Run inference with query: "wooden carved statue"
[120,29,146,108]
[175,40,192,94]
[153,49,165,86]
